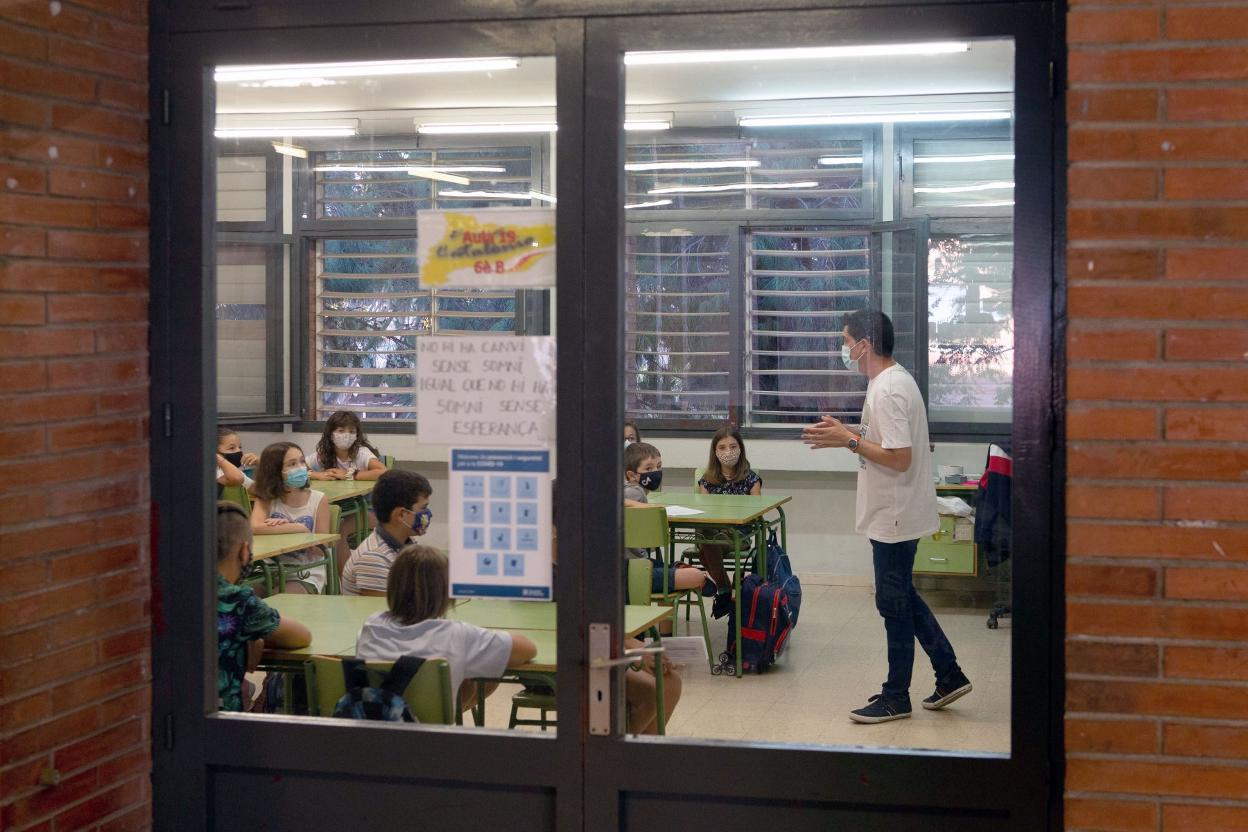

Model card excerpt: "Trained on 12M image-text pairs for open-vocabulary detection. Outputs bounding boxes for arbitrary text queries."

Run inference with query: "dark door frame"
[149,2,1066,829]
[578,4,1061,829]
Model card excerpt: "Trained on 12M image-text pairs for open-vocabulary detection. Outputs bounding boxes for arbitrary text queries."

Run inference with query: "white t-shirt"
[854,364,939,544]
[310,446,377,474]
[268,489,327,592]
[356,612,514,694]
[215,466,254,491]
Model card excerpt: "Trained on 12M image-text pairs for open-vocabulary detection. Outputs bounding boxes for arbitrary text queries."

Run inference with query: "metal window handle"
[589,646,664,669]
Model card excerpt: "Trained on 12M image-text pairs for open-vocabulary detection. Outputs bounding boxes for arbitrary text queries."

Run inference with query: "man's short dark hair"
[845,308,895,358]
[372,468,433,523]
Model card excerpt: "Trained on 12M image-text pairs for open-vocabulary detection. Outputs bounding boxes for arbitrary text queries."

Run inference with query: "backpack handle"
[381,655,427,697]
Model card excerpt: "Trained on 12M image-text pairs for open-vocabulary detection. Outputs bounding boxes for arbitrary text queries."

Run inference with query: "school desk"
[310,480,375,546]
[649,491,791,678]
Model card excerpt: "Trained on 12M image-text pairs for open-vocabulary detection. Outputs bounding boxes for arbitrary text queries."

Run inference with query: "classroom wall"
[0,2,152,829]
[1064,2,1248,828]
[240,430,990,582]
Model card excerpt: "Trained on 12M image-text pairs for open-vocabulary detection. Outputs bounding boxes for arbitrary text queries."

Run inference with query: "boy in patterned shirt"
[216,502,311,711]
[340,469,433,596]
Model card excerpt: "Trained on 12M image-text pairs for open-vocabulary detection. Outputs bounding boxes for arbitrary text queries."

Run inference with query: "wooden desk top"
[649,491,791,525]
[251,532,340,561]
[309,481,376,502]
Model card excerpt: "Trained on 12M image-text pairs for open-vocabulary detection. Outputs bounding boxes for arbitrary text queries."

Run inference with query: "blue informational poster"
[449,448,552,600]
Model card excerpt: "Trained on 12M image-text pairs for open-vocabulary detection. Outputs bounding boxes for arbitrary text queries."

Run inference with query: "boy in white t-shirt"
[803,309,971,724]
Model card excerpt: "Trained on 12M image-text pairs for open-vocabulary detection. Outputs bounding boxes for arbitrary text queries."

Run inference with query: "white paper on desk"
[662,505,704,517]
[647,636,708,667]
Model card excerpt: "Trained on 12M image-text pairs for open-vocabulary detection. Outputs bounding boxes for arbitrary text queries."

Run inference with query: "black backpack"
[331,656,425,722]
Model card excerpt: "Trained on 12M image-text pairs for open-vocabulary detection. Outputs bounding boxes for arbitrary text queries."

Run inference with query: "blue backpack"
[332,656,425,722]
[717,572,795,675]
[762,529,802,627]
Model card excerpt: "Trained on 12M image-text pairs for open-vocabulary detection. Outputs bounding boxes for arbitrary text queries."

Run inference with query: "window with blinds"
[314,238,516,420]
[928,232,1013,423]
[746,229,871,427]
[216,243,274,415]
[315,146,538,219]
[625,135,870,215]
[216,154,268,224]
[911,138,1014,215]
[625,232,733,422]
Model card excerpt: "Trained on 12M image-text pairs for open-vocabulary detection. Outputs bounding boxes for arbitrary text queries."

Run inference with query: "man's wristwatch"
[847,438,860,453]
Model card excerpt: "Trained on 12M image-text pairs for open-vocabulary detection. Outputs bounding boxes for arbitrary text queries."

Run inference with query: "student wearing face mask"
[623,442,709,598]
[251,442,332,594]
[308,411,387,482]
[215,427,258,494]
[341,469,434,597]
[695,425,762,618]
[216,502,310,711]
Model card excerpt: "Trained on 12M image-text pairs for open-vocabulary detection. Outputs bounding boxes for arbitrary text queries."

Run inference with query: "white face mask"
[841,340,863,373]
[716,448,741,468]
[332,431,357,450]
[624,439,633,448]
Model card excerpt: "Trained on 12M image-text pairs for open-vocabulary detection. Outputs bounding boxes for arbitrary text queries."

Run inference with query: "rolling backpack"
[332,656,425,722]
[715,572,795,675]
[762,528,802,627]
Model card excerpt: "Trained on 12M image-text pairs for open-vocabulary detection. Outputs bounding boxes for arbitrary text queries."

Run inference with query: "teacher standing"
[802,309,972,724]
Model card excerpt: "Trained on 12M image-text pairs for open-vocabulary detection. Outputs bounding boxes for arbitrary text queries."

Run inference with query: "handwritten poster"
[449,448,552,601]
[416,208,555,289]
[415,336,556,447]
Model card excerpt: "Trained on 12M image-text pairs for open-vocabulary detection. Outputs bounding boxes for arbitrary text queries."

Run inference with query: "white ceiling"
[215,40,1014,133]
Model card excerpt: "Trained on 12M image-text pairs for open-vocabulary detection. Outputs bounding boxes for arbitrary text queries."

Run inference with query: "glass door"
[582,5,1056,829]
[152,18,589,830]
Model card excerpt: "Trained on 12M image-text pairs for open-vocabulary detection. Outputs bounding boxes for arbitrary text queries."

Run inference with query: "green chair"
[624,506,714,671]
[508,687,556,731]
[274,506,340,595]
[220,484,252,514]
[381,454,395,469]
[305,656,455,724]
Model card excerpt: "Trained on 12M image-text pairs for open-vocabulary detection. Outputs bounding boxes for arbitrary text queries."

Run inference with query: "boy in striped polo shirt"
[340,469,433,596]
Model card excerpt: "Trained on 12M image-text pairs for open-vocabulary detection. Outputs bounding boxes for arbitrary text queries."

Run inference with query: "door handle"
[587,624,665,735]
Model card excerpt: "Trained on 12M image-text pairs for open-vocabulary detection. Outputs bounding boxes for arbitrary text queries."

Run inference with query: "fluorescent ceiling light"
[817,156,865,166]
[625,199,674,209]
[623,120,672,132]
[914,181,1014,194]
[625,160,760,171]
[271,142,308,158]
[432,166,507,173]
[216,124,357,138]
[950,200,1014,207]
[740,111,1011,127]
[915,153,1015,164]
[624,42,968,66]
[216,57,520,83]
[440,189,557,203]
[418,122,557,135]
[648,181,817,194]
[313,163,473,185]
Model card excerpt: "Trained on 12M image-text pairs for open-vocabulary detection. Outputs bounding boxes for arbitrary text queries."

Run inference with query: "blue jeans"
[871,538,961,700]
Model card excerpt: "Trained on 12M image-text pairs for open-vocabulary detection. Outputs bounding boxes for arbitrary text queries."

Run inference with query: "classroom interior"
[215,39,1015,754]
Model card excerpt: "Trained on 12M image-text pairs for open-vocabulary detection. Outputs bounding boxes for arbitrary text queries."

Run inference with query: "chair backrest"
[306,655,454,725]
[220,484,251,515]
[626,557,653,606]
[328,504,341,534]
[624,505,668,551]
[693,468,704,490]
[381,454,395,469]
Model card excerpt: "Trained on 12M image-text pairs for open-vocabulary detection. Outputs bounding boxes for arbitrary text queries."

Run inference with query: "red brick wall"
[0,1,152,830]
[1066,0,1248,829]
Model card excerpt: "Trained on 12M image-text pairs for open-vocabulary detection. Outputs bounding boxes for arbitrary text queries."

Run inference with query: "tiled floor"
[487,585,1012,754]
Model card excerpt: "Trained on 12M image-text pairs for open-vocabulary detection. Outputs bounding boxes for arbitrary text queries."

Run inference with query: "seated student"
[215,426,257,493]
[340,469,433,596]
[624,420,642,446]
[250,442,331,594]
[695,424,761,618]
[356,545,537,714]
[216,501,311,712]
[623,442,710,597]
[308,411,387,482]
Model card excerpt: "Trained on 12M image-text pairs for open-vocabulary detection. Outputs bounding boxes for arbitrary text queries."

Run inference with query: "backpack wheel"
[710,664,723,676]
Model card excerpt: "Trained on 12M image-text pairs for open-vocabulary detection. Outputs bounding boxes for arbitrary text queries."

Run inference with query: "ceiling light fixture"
[740,111,1011,127]
[648,181,818,194]
[625,199,675,209]
[817,156,865,166]
[623,120,672,132]
[624,41,969,66]
[417,122,558,135]
[216,57,520,84]
[914,153,1015,164]
[439,189,557,203]
[216,124,358,138]
[625,160,760,171]
[913,181,1014,194]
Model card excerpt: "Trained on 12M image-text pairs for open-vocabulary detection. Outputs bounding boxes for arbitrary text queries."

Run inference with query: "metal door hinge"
[163,713,175,750]
[162,402,172,438]
[161,89,170,126]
